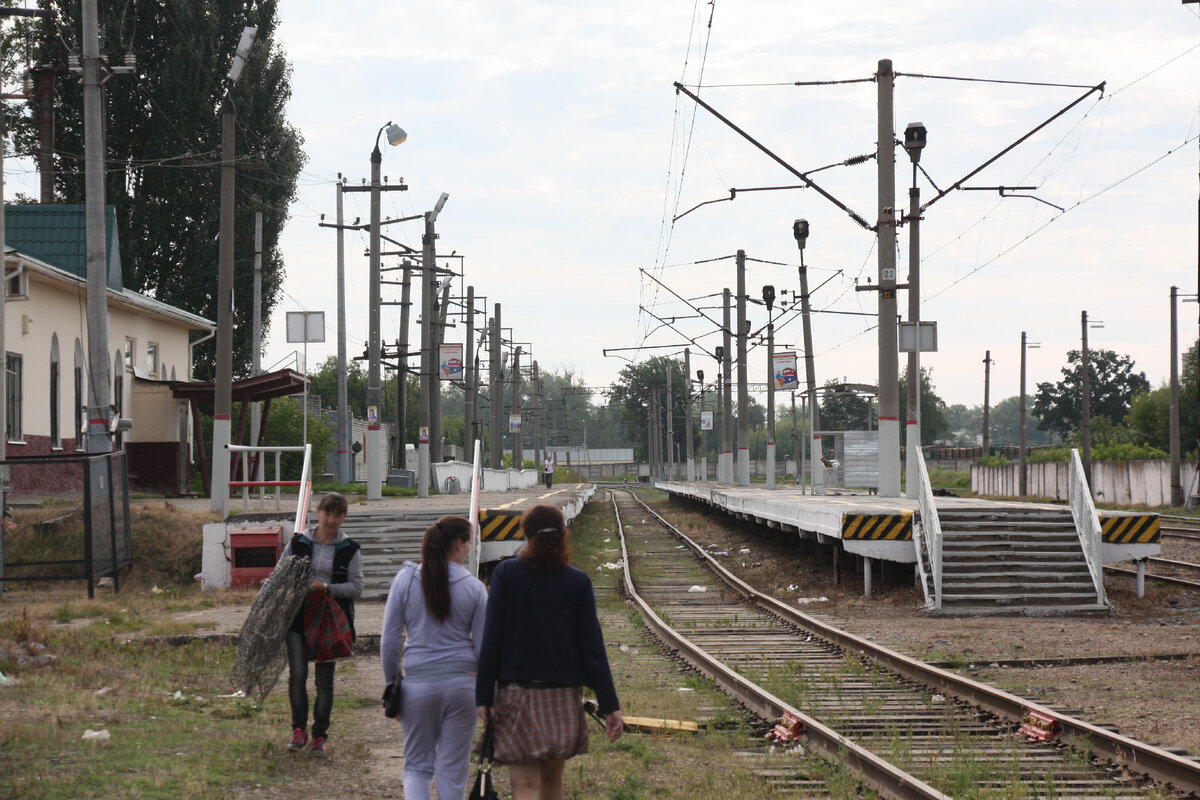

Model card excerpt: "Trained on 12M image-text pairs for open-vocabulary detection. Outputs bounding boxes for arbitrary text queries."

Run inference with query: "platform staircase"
[931,505,1109,615]
[340,510,466,600]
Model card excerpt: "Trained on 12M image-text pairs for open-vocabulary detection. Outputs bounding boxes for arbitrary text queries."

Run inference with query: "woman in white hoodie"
[381,515,487,800]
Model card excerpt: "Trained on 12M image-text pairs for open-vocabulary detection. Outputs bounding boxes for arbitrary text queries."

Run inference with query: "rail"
[226,444,312,537]
[619,486,1200,795]
[611,491,952,800]
[911,447,940,609]
[1068,448,1107,605]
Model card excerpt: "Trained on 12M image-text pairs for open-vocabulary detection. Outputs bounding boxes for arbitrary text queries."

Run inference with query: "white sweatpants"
[400,674,477,800]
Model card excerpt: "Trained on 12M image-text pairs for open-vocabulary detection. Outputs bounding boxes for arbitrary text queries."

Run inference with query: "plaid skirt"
[488,684,588,764]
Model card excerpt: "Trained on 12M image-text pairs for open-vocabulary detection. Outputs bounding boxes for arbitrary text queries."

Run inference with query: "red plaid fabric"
[490,684,588,764]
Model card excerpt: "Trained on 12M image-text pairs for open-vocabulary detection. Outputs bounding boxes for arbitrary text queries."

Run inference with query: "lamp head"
[762,284,776,310]
[385,123,407,146]
[697,369,704,383]
[904,122,927,164]
[714,345,724,361]
[792,219,809,250]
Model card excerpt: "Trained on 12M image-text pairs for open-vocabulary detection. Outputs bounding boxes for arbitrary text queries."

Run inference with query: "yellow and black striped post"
[1099,514,1160,545]
[478,509,524,542]
[841,512,913,541]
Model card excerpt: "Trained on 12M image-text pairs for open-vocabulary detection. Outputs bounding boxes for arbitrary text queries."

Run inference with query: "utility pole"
[736,250,750,487]
[510,346,522,468]
[396,262,413,470]
[903,122,927,499]
[1081,310,1093,485]
[211,27,257,514]
[685,348,695,481]
[764,284,776,490]
[532,361,541,468]
[665,361,674,481]
[1170,287,1183,506]
[1019,331,1039,497]
[489,306,503,468]
[431,275,452,465]
[250,212,263,466]
[793,220,820,457]
[721,290,733,484]
[981,350,992,459]
[464,286,476,458]
[418,197,448,495]
[876,58,901,498]
[318,176,355,483]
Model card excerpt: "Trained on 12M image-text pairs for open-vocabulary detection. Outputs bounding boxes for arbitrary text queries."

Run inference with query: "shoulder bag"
[382,570,416,718]
[468,716,499,800]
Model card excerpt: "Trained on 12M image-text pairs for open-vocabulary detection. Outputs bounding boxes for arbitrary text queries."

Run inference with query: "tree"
[819,380,873,431]
[898,366,951,446]
[608,356,689,461]
[1032,349,1150,439]
[988,395,1057,447]
[9,0,305,380]
[309,356,367,417]
[1126,338,1200,457]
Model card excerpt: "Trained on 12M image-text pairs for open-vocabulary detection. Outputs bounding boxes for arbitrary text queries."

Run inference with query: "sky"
[260,1,1200,412]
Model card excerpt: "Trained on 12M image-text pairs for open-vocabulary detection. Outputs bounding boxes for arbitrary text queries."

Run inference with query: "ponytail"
[421,515,472,622]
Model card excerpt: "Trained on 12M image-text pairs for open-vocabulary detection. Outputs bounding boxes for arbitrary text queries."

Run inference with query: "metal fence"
[0,451,132,599]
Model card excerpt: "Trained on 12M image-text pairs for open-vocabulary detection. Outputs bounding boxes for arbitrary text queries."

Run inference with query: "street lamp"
[368,121,407,500]
[902,121,926,499]
[763,284,777,490]
[792,219,821,494]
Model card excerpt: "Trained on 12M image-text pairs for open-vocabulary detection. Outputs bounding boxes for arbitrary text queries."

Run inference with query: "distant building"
[3,204,213,492]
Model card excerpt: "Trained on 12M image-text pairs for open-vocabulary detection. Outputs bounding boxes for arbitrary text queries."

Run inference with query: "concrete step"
[940,523,1077,535]
[942,547,1085,559]
[940,558,1089,571]
[939,591,1102,606]
[932,602,1110,617]
[940,579,1097,594]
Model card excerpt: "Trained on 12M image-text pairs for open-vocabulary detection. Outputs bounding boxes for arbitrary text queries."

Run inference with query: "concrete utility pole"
[1019,331,1039,497]
[464,285,476,458]
[396,262,413,470]
[981,350,992,459]
[212,27,257,514]
[418,196,448,495]
[876,58,901,497]
[250,212,263,463]
[510,346,522,468]
[335,179,351,481]
[665,361,674,481]
[1170,287,1183,506]
[736,251,750,486]
[1081,310,1093,485]
[721,290,733,484]
[489,306,503,468]
[532,361,541,468]
[764,285,776,490]
[685,348,695,481]
[432,275,452,465]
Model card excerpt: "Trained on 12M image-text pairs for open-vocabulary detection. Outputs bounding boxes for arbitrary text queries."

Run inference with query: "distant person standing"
[476,503,623,800]
[543,454,555,489]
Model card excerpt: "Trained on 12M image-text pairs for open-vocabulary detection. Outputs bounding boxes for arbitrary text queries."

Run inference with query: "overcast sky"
[264,1,1200,412]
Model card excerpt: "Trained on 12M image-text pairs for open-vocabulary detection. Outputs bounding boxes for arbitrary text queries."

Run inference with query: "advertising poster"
[700,410,714,431]
[773,351,799,390]
[508,413,522,433]
[439,343,464,381]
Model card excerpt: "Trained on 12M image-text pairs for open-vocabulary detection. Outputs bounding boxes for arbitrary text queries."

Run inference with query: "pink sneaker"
[310,736,327,755]
[287,728,307,751]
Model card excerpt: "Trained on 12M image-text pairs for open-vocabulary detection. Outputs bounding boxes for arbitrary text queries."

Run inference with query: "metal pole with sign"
[287,311,326,450]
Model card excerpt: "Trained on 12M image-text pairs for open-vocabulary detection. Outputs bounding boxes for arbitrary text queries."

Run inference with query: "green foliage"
[976,455,1008,466]
[1033,349,1150,438]
[1027,442,1168,462]
[898,366,951,445]
[8,0,305,381]
[819,379,874,431]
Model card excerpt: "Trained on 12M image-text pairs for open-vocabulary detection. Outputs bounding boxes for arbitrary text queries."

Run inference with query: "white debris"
[82,729,111,741]
[600,561,623,570]
[787,584,799,592]
[619,644,630,652]
[0,670,11,687]
[603,538,611,543]
[173,690,185,700]
[931,694,945,703]
[739,548,751,554]
[796,597,829,605]
[216,690,246,699]
[677,687,694,693]
[687,585,707,593]
[150,585,164,594]
[94,686,114,696]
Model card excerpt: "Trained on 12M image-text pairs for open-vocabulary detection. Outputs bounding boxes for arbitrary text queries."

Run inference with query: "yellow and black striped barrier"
[1099,513,1160,544]
[478,509,523,542]
[841,512,913,541]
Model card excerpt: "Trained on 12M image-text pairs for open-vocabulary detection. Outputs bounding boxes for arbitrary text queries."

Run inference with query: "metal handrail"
[1068,449,1107,605]
[913,447,942,609]
[224,443,312,536]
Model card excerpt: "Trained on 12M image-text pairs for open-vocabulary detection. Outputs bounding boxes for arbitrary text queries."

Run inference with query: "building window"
[124,337,135,371]
[145,341,159,377]
[74,363,83,444]
[6,353,22,442]
[50,337,60,448]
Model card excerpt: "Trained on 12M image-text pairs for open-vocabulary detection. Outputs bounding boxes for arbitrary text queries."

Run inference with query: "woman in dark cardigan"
[475,503,623,800]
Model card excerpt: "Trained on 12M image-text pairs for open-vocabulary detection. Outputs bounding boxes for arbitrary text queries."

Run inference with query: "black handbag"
[468,717,499,800]
[382,572,416,719]
[382,674,402,719]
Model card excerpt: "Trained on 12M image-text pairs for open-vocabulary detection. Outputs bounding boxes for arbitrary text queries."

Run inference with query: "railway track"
[611,488,1200,799]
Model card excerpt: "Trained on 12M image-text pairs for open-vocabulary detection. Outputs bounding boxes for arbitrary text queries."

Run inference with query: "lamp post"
[418,192,449,497]
[367,121,407,500]
[763,284,776,490]
[1019,331,1040,497]
[792,219,821,494]
[903,121,926,498]
[697,369,706,480]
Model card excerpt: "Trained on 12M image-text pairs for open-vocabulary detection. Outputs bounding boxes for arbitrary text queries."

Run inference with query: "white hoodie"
[380,560,487,684]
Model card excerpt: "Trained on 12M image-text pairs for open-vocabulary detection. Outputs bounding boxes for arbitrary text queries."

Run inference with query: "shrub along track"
[614,488,1200,799]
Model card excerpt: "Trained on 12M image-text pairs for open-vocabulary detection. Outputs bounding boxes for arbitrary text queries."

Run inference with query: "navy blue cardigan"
[475,557,620,716]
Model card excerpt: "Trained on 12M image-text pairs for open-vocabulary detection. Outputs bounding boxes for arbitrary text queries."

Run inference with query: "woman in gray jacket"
[381,515,488,800]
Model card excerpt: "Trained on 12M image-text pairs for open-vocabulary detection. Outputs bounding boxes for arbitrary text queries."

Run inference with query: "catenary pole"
[335,178,351,482]
[721,288,733,484]
[1171,287,1183,506]
[736,250,750,486]
[876,59,900,497]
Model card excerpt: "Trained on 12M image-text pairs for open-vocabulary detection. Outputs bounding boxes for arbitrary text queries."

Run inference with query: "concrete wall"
[972,459,1199,506]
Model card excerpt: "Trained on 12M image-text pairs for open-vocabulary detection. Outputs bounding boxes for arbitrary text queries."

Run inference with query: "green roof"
[3,204,123,291]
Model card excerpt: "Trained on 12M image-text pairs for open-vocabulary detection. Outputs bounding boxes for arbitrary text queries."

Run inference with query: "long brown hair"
[518,504,570,571]
[421,515,471,622]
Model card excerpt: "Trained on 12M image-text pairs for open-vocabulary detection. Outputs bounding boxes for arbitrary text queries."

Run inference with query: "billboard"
[773,351,799,390]
[700,410,714,431]
[439,344,464,381]
[508,413,522,433]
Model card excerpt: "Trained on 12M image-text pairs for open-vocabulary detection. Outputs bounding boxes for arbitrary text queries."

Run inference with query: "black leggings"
[286,630,335,738]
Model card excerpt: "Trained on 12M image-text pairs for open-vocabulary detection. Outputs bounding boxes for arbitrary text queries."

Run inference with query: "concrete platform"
[656,481,1160,566]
